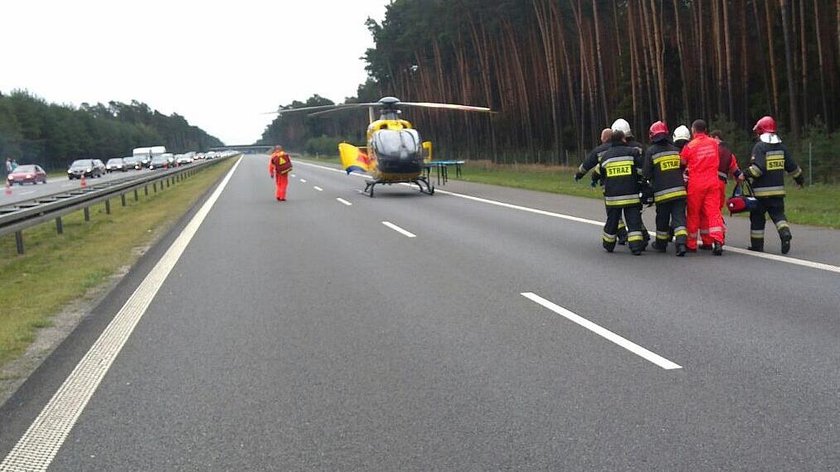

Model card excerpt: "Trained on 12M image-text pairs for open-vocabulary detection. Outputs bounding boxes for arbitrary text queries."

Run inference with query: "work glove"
[794,174,805,188]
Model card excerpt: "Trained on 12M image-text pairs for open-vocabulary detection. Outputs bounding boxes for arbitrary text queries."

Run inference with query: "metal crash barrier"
[0,155,237,254]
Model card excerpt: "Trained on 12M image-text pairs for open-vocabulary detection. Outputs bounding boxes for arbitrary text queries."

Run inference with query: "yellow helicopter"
[271,96,492,196]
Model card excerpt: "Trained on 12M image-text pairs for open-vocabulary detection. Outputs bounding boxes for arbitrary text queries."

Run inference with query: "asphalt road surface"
[1,155,838,471]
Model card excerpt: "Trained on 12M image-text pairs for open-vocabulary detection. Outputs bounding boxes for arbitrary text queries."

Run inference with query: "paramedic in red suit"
[680,120,725,255]
[269,146,292,201]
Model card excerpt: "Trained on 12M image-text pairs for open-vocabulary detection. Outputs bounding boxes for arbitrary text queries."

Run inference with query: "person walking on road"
[576,128,646,255]
[643,121,688,256]
[680,120,725,255]
[743,116,804,254]
[707,130,745,247]
[269,146,293,201]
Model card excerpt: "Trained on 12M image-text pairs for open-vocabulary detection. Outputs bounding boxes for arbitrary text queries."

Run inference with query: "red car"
[7,164,47,185]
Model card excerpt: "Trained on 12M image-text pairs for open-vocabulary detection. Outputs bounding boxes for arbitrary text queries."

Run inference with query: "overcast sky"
[1,0,390,145]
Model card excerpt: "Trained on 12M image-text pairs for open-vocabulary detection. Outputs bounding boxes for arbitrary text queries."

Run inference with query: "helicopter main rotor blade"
[307,104,378,117]
[400,102,494,113]
[263,102,380,115]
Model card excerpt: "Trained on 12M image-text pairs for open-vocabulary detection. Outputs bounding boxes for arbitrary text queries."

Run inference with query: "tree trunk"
[799,0,808,126]
[765,2,781,117]
[628,3,640,129]
[723,0,735,119]
[779,0,800,139]
[593,0,609,125]
[814,0,829,126]
[650,0,667,120]
[673,0,690,120]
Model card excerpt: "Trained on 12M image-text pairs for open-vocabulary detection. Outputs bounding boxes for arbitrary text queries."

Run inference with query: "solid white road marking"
[336,198,352,206]
[0,157,244,472]
[382,221,416,238]
[300,178,307,183]
[313,186,323,192]
[521,292,682,370]
[294,161,840,275]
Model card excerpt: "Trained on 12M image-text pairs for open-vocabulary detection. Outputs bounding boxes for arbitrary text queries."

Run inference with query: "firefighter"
[744,116,804,254]
[268,145,293,201]
[611,119,650,247]
[643,121,688,256]
[575,128,646,255]
[579,128,631,244]
[672,125,690,150]
[586,127,613,188]
[680,120,725,255]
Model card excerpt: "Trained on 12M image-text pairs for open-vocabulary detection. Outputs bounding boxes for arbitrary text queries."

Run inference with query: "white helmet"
[611,118,631,135]
[673,125,691,143]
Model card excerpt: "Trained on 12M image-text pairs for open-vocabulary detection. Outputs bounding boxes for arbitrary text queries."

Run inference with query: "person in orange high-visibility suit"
[268,146,293,201]
[680,120,725,255]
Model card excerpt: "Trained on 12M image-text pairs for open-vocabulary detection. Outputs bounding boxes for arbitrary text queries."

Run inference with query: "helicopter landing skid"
[363,177,435,197]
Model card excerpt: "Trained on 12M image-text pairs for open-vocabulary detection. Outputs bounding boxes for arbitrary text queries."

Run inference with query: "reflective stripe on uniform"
[708,226,724,234]
[656,231,670,240]
[673,227,688,237]
[653,187,687,202]
[605,194,640,206]
[775,220,790,230]
[652,151,680,164]
[748,164,763,177]
[627,231,644,242]
[602,233,617,243]
[601,155,635,166]
[753,186,786,197]
[790,167,802,178]
[750,230,765,239]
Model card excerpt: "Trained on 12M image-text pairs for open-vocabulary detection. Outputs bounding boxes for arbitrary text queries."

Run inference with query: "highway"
[1,154,838,470]
[2,170,146,207]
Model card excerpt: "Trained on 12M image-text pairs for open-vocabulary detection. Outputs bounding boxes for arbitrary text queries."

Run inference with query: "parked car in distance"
[175,154,193,166]
[105,157,127,172]
[148,154,170,170]
[7,164,47,185]
[67,159,105,179]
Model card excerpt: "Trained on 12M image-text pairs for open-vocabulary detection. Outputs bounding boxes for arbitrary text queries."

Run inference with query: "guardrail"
[0,155,237,254]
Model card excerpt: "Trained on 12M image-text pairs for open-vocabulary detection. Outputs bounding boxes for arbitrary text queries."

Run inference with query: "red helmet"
[649,121,669,141]
[753,116,777,134]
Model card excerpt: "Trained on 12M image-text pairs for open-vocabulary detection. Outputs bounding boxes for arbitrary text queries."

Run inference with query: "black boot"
[675,243,686,257]
[617,227,628,245]
[779,228,792,254]
[651,240,667,252]
[748,238,764,252]
[712,242,723,256]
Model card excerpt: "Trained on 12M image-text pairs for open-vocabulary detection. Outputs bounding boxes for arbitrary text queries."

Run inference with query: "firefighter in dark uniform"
[744,116,804,254]
[576,129,646,255]
[582,128,613,188]
[643,121,688,256]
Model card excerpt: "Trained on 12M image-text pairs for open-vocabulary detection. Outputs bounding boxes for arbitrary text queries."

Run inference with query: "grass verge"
[0,158,236,366]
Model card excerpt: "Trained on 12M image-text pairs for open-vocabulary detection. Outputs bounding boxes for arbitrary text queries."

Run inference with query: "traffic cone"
[80,175,87,188]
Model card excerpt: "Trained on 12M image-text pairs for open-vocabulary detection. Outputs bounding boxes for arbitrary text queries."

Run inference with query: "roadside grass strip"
[0,159,241,471]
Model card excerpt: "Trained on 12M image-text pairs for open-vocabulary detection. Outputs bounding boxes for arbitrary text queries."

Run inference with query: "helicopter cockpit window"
[371,129,421,160]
